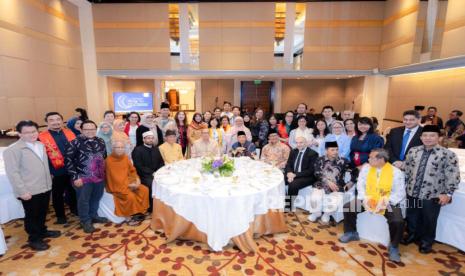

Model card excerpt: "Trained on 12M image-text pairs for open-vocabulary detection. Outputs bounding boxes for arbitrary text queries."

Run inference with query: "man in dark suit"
[293,103,315,129]
[285,136,319,211]
[385,110,423,169]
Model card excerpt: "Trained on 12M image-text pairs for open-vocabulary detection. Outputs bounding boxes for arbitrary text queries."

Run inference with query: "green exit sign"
[254,80,262,85]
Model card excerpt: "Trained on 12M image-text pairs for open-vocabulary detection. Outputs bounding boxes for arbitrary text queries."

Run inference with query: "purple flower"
[212,159,223,169]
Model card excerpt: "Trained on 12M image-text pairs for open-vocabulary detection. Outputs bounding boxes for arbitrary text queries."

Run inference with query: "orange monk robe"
[105,153,149,217]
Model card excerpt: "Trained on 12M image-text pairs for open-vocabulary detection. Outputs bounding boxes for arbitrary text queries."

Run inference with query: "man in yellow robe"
[105,140,149,225]
[159,129,184,164]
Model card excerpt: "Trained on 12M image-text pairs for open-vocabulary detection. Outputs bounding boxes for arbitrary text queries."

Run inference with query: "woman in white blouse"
[289,115,316,149]
[208,118,224,149]
[312,119,330,155]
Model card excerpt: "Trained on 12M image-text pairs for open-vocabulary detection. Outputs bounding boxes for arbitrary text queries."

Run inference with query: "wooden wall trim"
[26,0,80,27]
[94,21,169,29]
[0,19,79,49]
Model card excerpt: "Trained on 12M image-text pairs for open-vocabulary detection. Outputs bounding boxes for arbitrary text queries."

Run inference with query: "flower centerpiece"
[201,155,235,177]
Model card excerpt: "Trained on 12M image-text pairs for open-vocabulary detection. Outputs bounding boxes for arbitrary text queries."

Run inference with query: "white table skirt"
[97,190,126,224]
[153,157,285,251]
[436,190,465,251]
[0,148,25,224]
[0,226,6,255]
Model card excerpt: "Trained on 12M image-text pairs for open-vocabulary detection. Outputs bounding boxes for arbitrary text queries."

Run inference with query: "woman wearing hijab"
[187,113,207,158]
[67,108,88,136]
[322,120,351,159]
[97,121,113,154]
[224,116,252,153]
[136,113,163,147]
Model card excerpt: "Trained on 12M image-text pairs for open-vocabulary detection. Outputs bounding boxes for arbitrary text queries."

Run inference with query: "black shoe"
[133,213,145,221]
[29,240,50,251]
[401,234,417,245]
[92,216,109,224]
[42,230,61,239]
[81,222,96,233]
[54,217,67,225]
[419,244,433,254]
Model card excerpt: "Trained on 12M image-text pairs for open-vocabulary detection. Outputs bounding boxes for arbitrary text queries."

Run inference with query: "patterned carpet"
[0,210,464,276]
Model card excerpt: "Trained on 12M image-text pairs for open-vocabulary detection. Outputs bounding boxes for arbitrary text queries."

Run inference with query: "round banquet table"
[151,157,287,252]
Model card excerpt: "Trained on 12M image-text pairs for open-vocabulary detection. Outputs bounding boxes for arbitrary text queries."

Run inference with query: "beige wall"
[386,67,465,122]
[198,3,275,70]
[0,0,86,129]
[200,79,234,112]
[344,77,365,114]
[302,1,384,70]
[92,4,171,70]
[441,0,465,58]
[281,79,347,113]
[379,0,420,69]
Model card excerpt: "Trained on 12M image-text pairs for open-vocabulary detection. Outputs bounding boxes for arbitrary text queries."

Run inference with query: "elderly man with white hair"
[284,136,319,212]
[131,131,165,213]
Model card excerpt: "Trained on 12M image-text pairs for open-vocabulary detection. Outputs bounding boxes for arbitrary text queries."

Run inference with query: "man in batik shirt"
[308,141,356,224]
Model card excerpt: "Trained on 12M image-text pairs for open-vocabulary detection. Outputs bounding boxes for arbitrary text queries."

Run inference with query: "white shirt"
[26,141,44,161]
[294,148,307,173]
[128,125,138,146]
[356,164,406,206]
[404,125,420,148]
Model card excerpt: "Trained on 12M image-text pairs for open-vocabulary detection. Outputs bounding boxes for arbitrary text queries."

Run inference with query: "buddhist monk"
[105,140,149,225]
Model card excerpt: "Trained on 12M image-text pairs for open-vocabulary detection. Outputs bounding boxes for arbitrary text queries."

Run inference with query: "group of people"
[2,102,461,265]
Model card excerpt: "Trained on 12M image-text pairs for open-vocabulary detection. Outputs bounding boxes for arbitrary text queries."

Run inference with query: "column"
[70,0,102,120]
[154,79,163,112]
[273,79,282,113]
[360,75,390,129]
[195,80,202,112]
[283,3,296,69]
[426,0,439,52]
[179,3,191,67]
[233,79,241,107]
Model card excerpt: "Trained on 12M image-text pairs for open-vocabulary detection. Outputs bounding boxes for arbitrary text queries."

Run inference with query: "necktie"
[294,151,303,172]
[399,129,412,161]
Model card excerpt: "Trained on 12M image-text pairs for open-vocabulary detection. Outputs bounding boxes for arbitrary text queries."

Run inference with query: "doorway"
[240,81,274,115]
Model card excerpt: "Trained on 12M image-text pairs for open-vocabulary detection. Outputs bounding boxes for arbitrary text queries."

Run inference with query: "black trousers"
[141,176,154,212]
[20,191,50,242]
[343,198,404,247]
[285,176,313,211]
[406,196,441,247]
[52,174,77,219]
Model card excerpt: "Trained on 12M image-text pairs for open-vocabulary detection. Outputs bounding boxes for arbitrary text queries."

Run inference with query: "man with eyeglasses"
[38,112,77,224]
[4,120,61,251]
[65,120,108,233]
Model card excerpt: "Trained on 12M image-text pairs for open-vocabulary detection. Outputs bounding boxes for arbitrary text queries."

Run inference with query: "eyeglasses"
[82,128,97,131]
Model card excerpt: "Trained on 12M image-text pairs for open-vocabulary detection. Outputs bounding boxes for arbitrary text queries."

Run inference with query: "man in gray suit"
[4,120,61,251]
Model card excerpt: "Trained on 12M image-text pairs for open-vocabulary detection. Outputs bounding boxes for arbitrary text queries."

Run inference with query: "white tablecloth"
[0,148,25,224]
[152,157,285,251]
